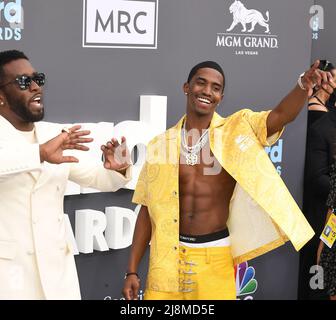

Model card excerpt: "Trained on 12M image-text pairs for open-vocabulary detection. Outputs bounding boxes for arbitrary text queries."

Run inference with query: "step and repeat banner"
[1,0,315,299]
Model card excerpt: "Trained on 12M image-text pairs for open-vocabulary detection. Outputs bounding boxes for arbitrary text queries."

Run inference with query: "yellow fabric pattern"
[132,109,315,292]
[144,245,236,300]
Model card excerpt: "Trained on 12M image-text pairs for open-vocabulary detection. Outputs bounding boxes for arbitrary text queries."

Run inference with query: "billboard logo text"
[0,0,23,41]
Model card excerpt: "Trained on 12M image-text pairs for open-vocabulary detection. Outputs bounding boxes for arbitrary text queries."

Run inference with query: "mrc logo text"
[83,0,158,49]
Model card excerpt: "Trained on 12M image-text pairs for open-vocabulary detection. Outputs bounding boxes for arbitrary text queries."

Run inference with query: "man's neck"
[313,91,329,105]
[184,112,213,132]
[0,111,34,131]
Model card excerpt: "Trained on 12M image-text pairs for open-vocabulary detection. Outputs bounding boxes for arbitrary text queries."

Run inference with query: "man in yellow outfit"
[122,60,335,300]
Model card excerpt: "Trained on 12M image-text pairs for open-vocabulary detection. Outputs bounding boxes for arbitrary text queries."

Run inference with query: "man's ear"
[0,92,5,106]
[183,82,189,95]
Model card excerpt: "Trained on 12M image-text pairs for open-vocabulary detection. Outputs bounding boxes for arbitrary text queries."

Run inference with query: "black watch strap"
[124,272,140,280]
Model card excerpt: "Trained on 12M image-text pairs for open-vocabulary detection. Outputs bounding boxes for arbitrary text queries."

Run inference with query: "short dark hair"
[0,50,29,82]
[187,61,225,90]
[317,59,335,72]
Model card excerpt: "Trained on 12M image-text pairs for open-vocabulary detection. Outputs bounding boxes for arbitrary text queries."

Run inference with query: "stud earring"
[0,101,3,105]
[184,92,188,95]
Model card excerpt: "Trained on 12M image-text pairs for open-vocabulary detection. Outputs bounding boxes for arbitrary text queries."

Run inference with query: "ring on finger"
[62,127,71,134]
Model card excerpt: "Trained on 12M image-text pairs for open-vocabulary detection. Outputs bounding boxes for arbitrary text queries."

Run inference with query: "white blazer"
[0,115,131,300]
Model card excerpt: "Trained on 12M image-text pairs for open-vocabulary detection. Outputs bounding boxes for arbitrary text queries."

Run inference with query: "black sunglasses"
[0,72,46,91]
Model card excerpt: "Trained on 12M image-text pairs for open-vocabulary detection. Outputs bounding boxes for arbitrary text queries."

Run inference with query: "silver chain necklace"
[181,120,209,166]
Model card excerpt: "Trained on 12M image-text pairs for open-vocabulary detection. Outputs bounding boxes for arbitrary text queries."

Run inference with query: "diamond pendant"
[186,153,198,166]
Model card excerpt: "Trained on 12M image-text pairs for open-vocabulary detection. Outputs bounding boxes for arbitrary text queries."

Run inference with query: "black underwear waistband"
[179,228,229,244]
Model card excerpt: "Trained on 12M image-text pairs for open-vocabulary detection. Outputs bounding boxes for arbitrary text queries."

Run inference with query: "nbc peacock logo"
[235,261,258,299]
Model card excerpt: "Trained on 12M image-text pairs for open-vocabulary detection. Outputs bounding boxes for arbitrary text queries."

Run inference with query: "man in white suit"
[0,50,132,299]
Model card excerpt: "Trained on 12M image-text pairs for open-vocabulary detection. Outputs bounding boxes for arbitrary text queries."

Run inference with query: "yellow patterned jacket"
[133,109,314,292]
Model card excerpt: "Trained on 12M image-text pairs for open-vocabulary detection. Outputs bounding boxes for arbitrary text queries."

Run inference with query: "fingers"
[61,125,81,136]
[63,135,92,151]
[131,283,139,300]
[66,130,92,141]
[123,288,134,300]
[122,279,139,300]
[72,145,90,151]
[313,69,323,87]
[62,125,92,140]
[103,160,112,170]
[67,137,93,145]
[62,145,90,153]
[314,71,336,95]
[304,60,320,89]
[123,289,131,300]
[320,84,335,95]
[304,63,336,97]
[100,142,114,158]
[311,60,320,72]
[112,137,121,147]
[331,69,336,82]
[320,71,329,84]
[62,127,93,152]
[327,73,336,91]
[73,130,91,137]
[101,137,124,152]
[60,156,79,163]
[68,124,82,132]
[101,136,131,171]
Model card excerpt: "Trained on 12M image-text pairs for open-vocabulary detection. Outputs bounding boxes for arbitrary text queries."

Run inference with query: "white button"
[67,244,73,253]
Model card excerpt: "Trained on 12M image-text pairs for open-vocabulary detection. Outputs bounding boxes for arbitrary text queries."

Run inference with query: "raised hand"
[39,125,93,164]
[101,136,131,173]
[301,60,336,97]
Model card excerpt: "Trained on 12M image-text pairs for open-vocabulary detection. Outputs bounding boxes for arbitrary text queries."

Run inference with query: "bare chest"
[179,144,235,196]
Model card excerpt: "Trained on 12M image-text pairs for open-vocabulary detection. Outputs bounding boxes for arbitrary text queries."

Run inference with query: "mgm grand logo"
[216,0,278,55]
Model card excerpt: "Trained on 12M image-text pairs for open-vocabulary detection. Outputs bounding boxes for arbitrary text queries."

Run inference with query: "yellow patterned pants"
[144,245,236,300]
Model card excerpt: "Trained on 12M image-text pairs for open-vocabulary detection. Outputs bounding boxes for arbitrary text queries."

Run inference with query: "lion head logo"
[227,0,270,33]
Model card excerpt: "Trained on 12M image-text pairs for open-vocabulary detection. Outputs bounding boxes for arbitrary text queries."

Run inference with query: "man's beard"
[8,96,44,122]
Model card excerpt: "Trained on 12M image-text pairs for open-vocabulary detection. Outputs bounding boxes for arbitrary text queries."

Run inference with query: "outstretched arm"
[0,124,92,180]
[266,60,336,137]
[122,205,152,300]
